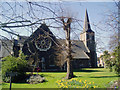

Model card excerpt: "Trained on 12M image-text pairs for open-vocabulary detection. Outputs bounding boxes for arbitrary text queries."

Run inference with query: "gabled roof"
[25,23,56,43]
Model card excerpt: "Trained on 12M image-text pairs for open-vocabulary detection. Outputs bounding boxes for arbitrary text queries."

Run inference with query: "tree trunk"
[66,54,73,79]
[65,18,73,79]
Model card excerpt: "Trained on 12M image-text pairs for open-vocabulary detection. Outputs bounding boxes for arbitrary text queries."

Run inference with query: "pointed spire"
[83,9,91,32]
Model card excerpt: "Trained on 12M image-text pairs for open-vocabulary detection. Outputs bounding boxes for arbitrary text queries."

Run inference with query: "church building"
[0,10,97,71]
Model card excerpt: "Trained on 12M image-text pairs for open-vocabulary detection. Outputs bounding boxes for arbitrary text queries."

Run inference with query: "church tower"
[80,9,97,67]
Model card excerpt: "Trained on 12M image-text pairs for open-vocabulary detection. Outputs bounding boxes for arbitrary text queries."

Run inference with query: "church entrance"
[35,57,46,72]
[41,57,46,71]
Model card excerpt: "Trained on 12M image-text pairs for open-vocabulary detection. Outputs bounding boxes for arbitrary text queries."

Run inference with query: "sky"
[0,0,118,56]
[59,1,117,56]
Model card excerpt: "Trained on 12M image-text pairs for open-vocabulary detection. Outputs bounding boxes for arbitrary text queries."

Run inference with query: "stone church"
[0,10,97,71]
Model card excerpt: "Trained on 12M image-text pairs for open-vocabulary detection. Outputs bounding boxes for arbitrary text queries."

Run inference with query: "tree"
[101,43,120,75]
[61,18,73,79]
[0,1,80,79]
[105,1,120,75]
[112,43,120,76]
[100,50,112,69]
[106,1,119,50]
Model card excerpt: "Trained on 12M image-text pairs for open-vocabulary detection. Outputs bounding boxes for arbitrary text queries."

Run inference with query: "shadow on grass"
[73,75,82,78]
[40,74,55,78]
[14,80,48,84]
[2,83,8,85]
[73,69,103,72]
[90,76,119,78]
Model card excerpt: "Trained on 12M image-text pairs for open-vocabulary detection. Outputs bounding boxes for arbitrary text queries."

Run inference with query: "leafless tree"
[0,1,83,79]
[105,1,120,51]
[61,18,73,79]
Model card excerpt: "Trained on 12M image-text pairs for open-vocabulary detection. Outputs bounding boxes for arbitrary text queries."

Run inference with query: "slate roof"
[71,41,90,59]
[58,39,90,59]
[0,40,13,57]
[24,24,56,43]
[0,36,27,58]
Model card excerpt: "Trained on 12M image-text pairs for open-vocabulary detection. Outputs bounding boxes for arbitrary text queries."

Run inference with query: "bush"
[105,59,113,72]
[112,45,120,76]
[27,74,45,84]
[2,51,31,83]
[113,60,120,76]
[108,80,119,88]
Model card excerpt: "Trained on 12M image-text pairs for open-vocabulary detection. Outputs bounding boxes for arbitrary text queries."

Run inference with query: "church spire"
[83,9,91,32]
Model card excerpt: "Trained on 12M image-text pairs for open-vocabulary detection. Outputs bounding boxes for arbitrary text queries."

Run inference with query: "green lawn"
[2,68,119,88]
[0,71,1,90]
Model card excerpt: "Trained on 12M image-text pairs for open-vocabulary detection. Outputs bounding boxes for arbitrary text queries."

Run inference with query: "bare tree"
[0,1,81,79]
[105,1,120,50]
[61,18,73,79]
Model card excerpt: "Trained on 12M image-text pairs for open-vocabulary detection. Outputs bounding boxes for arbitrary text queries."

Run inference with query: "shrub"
[2,51,31,82]
[108,80,119,88]
[105,59,113,72]
[27,74,45,84]
[112,45,120,76]
[56,78,98,88]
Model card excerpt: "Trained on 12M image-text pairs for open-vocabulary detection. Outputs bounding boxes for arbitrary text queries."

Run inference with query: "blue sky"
[0,1,118,56]
[56,1,117,56]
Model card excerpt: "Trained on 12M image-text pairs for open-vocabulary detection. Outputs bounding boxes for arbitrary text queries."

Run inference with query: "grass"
[0,61,2,90]
[2,68,119,88]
